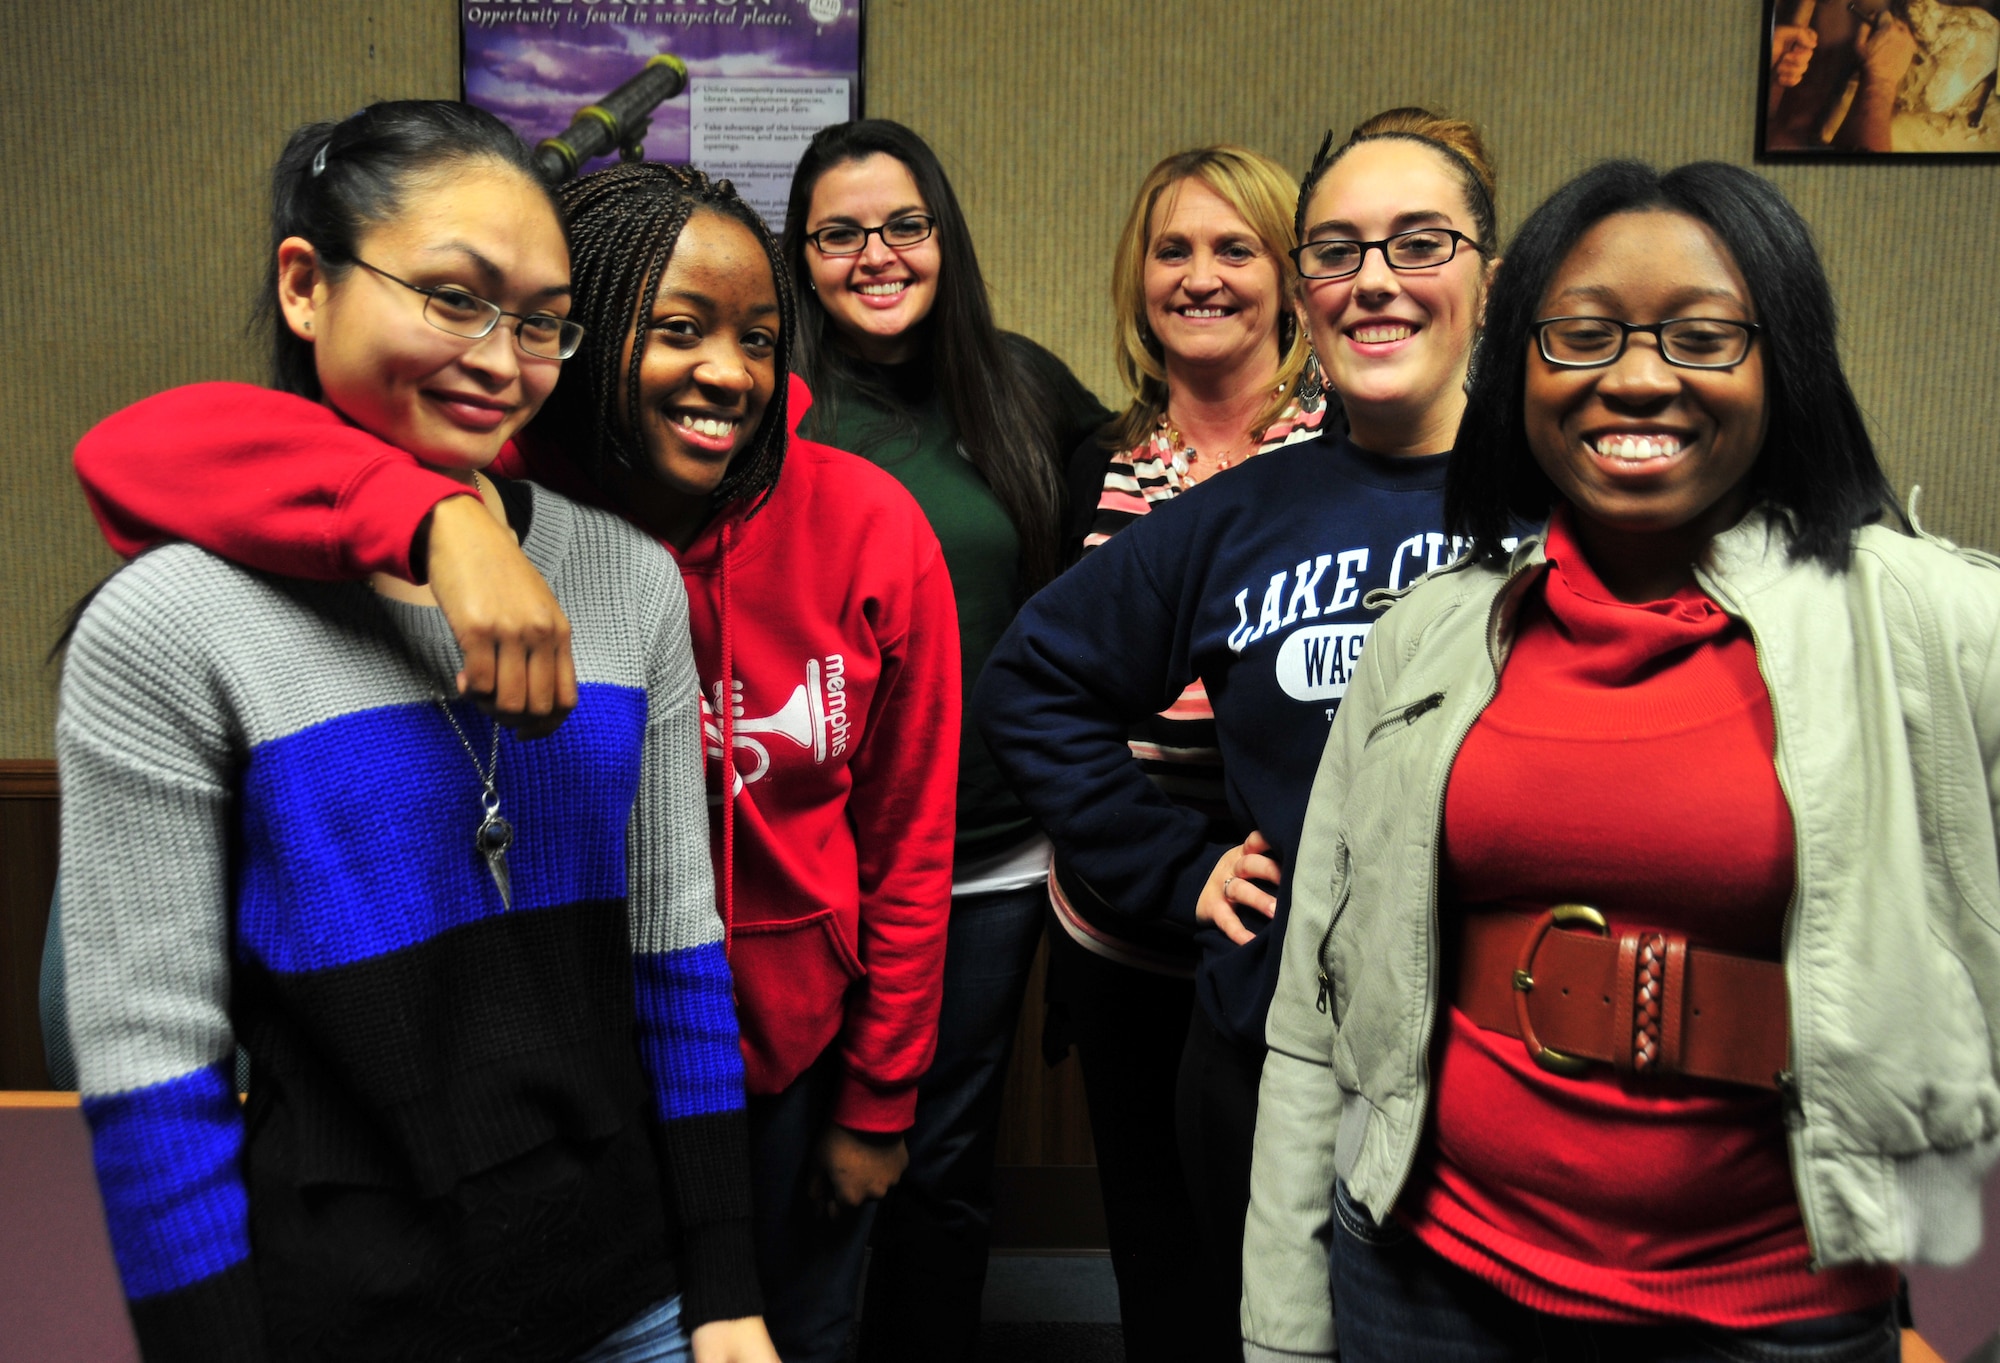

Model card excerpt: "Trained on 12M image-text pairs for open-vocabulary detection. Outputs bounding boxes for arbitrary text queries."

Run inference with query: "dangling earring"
[1462,336,1481,394]
[1296,350,1325,405]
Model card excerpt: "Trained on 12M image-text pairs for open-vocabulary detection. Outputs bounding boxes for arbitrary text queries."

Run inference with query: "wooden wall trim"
[0,760,56,800]
[0,1091,78,1108]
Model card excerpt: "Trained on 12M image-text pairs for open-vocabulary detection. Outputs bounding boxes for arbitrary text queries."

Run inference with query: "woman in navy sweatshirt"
[975,107,1501,1351]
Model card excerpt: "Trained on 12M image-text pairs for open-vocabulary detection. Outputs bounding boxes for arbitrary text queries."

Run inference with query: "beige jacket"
[1241,510,2000,1363]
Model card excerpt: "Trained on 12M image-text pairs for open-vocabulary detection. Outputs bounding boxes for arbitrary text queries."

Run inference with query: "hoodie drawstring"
[718,518,736,957]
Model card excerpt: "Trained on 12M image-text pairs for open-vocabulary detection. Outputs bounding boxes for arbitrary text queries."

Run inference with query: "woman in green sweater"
[777,119,1108,1363]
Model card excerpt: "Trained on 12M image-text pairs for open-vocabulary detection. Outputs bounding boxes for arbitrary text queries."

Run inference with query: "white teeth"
[677,415,738,439]
[1351,324,1414,343]
[1180,307,1227,318]
[857,282,906,296]
[1592,434,1683,461]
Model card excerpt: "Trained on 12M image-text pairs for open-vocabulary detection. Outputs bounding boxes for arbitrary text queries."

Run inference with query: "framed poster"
[462,0,865,229]
[1759,0,2000,158]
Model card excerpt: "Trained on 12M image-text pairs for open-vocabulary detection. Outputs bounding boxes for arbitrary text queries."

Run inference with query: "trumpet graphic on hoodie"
[703,655,852,797]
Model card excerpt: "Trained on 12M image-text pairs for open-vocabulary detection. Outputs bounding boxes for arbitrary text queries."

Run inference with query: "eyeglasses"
[803,214,936,256]
[349,257,585,360]
[1531,316,1763,370]
[1290,227,1482,280]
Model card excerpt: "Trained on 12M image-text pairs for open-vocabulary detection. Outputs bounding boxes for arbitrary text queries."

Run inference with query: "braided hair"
[534,162,793,517]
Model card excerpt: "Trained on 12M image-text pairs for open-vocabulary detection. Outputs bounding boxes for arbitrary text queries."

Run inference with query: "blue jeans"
[574,1296,689,1363]
[859,882,1047,1362]
[1329,1180,1901,1363]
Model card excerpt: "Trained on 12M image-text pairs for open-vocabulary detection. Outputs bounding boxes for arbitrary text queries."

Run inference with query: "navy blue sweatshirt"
[976,432,1457,1044]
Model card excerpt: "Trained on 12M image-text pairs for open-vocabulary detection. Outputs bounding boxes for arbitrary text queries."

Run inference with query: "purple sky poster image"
[463,0,862,230]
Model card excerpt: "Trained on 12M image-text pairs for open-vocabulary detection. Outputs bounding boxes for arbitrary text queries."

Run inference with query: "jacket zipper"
[1363,691,1446,746]
[1697,565,1818,1268]
[1380,568,1520,1215]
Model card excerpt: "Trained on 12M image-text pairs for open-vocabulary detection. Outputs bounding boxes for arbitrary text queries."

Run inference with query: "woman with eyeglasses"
[70,142,970,1363]
[774,120,1109,1363]
[976,107,1499,1356]
[1244,159,2000,1363]
[58,102,779,1363]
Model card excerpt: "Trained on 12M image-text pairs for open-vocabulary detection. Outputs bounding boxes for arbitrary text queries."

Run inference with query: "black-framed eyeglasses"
[1531,316,1763,370]
[803,214,936,256]
[1290,227,1483,280]
[350,257,585,360]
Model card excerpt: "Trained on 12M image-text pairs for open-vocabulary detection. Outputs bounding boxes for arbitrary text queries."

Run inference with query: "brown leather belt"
[1454,906,1790,1091]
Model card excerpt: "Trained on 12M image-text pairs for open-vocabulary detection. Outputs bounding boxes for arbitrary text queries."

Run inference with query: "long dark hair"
[1448,160,1891,571]
[258,100,557,400]
[780,120,1066,588]
[531,162,792,516]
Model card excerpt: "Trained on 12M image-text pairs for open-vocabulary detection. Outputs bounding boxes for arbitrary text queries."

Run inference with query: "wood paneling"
[991,935,1106,1250]
[0,761,58,1091]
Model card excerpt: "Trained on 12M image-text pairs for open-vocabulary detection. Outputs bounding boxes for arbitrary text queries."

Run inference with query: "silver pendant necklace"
[435,698,513,909]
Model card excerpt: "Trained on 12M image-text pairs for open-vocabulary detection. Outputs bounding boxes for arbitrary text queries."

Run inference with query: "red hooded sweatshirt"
[73,374,957,1133]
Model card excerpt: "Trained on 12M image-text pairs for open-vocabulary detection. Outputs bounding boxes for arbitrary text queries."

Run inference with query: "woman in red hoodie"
[72,159,959,1363]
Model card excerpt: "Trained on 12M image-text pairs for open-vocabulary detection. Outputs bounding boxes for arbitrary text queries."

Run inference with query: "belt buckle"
[1512,903,1607,1078]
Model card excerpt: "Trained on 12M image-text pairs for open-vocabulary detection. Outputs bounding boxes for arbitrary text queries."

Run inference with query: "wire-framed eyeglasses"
[350,257,585,360]
[1532,316,1763,370]
[803,215,936,256]
[1290,227,1482,280]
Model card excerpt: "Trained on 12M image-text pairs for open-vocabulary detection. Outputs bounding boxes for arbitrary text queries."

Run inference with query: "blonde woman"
[1040,145,1318,1362]
[991,113,1500,1362]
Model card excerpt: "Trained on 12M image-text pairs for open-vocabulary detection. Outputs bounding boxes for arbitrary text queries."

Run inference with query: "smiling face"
[1525,208,1769,593]
[619,209,779,535]
[281,163,571,473]
[802,153,940,364]
[1142,177,1283,382]
[1297,139,1489,455]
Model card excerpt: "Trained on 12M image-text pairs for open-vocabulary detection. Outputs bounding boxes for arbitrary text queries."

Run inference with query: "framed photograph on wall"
[1759,0,2000,157]
[461,0,865,230]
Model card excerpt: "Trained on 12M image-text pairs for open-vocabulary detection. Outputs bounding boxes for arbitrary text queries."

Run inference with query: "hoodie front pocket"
[730,909,866,1095]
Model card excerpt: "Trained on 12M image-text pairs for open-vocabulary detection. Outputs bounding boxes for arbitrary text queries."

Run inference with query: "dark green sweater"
[804,334,1109,868]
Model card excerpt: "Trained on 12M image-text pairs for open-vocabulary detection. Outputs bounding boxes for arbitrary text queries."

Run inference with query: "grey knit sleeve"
[56,548,270,1360]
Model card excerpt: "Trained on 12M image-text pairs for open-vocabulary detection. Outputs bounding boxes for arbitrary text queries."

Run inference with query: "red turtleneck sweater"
[1402,509,1897,1326]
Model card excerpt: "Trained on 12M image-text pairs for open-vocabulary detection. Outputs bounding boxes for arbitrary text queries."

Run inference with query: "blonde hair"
[1107,146,1307,453]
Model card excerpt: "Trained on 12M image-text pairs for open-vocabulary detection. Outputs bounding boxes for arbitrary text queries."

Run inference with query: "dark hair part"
[1296,107,1499,251]
[533,162,792,515]
[1448,159,1892,571]
[259,100,558,399]
[779,120,1067,588]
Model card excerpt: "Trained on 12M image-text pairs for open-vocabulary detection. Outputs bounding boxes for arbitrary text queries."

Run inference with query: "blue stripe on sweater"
[82,1062,249,1300]
[238,683,647,975]
[635,942,745,1120]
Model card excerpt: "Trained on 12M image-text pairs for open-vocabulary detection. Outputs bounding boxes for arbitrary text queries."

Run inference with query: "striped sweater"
[58,482,757,1362]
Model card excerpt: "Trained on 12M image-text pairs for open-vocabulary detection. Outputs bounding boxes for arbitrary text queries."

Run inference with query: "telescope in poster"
[532,54,690,184]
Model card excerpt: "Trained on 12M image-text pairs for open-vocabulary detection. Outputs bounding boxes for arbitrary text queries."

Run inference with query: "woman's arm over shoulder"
[833,507,961,1134]
[74,381,474,581]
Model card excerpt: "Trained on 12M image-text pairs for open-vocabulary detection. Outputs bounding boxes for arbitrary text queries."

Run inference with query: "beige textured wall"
[6,0,1998,756]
